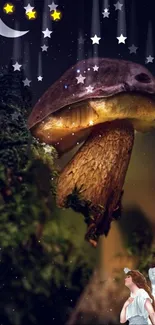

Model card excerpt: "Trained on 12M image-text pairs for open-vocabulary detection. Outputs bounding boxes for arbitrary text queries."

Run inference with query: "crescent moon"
[0,18,29,38]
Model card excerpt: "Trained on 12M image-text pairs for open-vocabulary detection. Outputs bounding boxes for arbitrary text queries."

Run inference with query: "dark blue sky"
[0,0,155,106]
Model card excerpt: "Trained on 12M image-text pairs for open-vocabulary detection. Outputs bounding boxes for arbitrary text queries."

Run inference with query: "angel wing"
[148,267,155,297]
[148,268,155,284]
[124,267,131,274]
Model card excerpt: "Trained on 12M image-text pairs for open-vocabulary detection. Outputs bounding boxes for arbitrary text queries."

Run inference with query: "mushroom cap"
[28,57,155,130]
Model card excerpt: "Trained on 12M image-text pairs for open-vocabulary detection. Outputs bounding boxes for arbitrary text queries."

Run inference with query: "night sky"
[1,0,155,237]
[0,0,155,107]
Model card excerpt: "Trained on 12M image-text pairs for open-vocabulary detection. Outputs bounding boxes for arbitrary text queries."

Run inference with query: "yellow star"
[26,10,37,20]
[3,3,14,14]
[51,10,61,21]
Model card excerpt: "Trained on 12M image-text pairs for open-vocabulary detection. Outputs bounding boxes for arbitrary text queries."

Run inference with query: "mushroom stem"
[56,119,134,246]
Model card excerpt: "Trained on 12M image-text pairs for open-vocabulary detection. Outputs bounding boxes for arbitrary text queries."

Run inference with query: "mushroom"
[28,58,155,247]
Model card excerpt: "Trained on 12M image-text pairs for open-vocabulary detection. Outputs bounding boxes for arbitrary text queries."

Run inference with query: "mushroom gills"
[32,92,155,155]
[89,92,155,132]
[31,101,97,154]
[56,119,134,247]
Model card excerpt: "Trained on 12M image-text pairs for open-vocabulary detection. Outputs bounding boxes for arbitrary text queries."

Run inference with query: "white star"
[146,55,154,63]
[42,28,53,38]
[91,34,101,45]
[117,34,127,44]
[76,74,86,84]
[37,76,43,81]
[22,78,31,87]
[114,1,123,10]
[128,44,138,54]
[86,85,94,93]
[12,62,22,71]
[48,2,58,11]
[102,8,110,18]
[24,3,34,13]
[41,44,49,52]
[93,65,99,71]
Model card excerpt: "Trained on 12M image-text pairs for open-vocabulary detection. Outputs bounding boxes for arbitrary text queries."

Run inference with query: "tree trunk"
[67,222,139,325]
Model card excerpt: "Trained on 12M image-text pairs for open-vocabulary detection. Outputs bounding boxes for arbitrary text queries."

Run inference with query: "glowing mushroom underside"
[28,58,155,247]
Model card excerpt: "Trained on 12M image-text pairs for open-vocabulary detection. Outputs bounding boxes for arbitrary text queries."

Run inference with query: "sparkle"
[48,2,58,12]
[76,74,86,84]
[117,34,127,44]
[102,8,110,18]
[86,85,94,93]
[93,65,99,71]
[41,44,48,52]
[26,10,37,20]
[42,144,53,154]
[12,62,22,71]
[146,55,154,63]
[42,28,53,38]
[37,76,43,81]
[3,3,14,14]
[91,34,101,44]
[51,10,61,21]
[24,3,34,13]
[114,1,123,10]
[22,78,31,87]
[128,44,138,54]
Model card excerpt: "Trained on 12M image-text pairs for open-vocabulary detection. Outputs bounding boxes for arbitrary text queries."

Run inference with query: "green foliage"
[0,63,95,325]
[65,185,92,224]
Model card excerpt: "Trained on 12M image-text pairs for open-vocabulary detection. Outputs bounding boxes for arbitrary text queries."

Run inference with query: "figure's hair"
[127,270,155,308]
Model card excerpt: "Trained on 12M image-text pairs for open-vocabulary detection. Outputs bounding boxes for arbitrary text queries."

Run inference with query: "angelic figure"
[120,267,155,324]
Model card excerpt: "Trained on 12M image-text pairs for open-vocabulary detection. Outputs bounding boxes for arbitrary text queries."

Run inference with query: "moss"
[64,185,106,224]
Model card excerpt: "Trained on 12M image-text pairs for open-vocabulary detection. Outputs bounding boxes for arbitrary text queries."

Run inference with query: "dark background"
[0,0,155,106]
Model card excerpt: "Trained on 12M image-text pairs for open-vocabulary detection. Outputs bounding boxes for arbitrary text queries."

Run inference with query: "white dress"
[126,288,152,325]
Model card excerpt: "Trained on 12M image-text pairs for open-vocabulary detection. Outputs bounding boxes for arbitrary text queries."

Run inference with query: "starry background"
[0,0,155,105]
